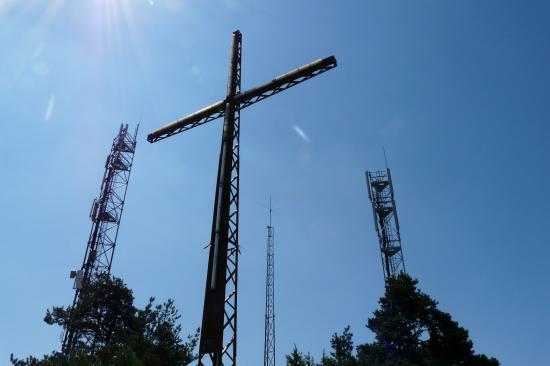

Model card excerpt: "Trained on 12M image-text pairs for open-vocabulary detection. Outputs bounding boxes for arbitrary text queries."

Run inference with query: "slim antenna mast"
[264,197,276,366]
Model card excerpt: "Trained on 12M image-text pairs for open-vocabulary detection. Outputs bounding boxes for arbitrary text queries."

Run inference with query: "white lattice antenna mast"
[264,197,276,366]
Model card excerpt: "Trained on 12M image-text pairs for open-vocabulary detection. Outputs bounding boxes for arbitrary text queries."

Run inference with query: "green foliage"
[358,274,499,366]
[286,345,315,366]
[316,327,357,366]
[111,346,142,366]
[43,273,136,356]
[11,274,198,366]
[328,326,356,366]
[287,274,499,366]
[10,351,93,366]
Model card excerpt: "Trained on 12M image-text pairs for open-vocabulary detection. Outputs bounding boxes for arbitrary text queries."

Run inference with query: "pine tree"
[357,274,499,366]
[11,274,198,366]
[286,274,499,366]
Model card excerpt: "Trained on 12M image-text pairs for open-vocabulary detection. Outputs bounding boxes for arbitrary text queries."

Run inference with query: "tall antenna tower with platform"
[264,200,275,366]
[365,167,406,281]
[62,124,138,353]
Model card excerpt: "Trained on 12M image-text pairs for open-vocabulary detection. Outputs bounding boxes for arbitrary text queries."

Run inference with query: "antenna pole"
[264,197,276,366]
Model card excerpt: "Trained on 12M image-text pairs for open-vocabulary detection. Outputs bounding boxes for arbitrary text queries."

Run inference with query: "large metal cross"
[147,30,336,366]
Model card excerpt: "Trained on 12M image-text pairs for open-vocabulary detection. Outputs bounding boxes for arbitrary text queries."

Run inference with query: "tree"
[317,327,357,366]
[286,345,315,366]
[11,274,198,366]
[288,328,357,366]
[357,274,499,366]
[286,274,499,366]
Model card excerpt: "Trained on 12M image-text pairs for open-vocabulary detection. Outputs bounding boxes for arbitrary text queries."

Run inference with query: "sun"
[0,0,150,41]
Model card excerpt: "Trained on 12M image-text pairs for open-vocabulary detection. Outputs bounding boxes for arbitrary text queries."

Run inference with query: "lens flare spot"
[292,125,311,143]
[44,94,56,122]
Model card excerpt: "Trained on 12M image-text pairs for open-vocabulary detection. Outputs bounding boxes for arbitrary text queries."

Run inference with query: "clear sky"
[1,1,549,365]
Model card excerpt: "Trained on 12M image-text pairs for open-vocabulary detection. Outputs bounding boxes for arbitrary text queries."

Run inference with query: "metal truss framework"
[62,124,138,353]
[366,168,406,282]
[147,30,336,366]
[147,53,336,143]
[264,203,275,366]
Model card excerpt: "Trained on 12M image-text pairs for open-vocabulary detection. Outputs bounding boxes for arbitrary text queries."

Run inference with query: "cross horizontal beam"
[147,56,337,143]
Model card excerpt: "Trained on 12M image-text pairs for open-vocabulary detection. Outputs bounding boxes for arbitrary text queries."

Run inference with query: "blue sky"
[1,1,549,365]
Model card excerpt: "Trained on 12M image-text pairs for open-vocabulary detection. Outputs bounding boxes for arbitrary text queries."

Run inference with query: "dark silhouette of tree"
[11,274,198,366]
[357,274,499,366]
[317,327,357,366]
[286,274,499,366]
[286,345,315,366]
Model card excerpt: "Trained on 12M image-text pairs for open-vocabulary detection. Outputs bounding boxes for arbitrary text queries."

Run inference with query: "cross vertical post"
[199,30,242,366]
